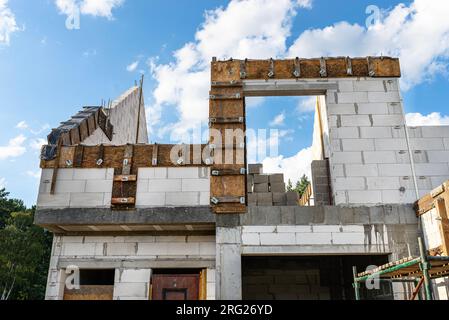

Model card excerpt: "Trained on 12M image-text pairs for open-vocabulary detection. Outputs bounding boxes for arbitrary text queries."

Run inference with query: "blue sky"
[0,0,448,206]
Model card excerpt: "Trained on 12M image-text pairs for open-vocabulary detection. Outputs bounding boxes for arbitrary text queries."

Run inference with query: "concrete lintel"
[35,206,215,227]
[58,258,216,270]
[242,245,392,256]
[243,80,337,97]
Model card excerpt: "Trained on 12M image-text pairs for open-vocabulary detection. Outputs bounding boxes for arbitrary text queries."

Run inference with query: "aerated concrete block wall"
[136,167,210,207]
[45,235,216,300]
[83,86,149,146]
[325,78,449,205]
[37,168,114,209]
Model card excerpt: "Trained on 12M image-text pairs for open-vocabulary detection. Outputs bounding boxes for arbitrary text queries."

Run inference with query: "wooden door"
[152,274,200,300]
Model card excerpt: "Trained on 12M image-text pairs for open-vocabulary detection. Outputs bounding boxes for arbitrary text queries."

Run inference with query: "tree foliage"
[0,188,52,300]
[286,175,310,197]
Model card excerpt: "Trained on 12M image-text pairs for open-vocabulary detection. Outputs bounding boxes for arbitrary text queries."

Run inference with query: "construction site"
[34,57,449,300]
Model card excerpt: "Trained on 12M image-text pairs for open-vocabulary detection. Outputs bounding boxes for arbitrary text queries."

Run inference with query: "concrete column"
[215,224,242,300]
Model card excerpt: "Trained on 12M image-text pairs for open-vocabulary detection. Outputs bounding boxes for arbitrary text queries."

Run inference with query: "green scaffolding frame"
[352,238,449,301]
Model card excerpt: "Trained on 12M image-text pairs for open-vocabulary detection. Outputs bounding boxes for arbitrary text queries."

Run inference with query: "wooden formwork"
[415,181,449,256]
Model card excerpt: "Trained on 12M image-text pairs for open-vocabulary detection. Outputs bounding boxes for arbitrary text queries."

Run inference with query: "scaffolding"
[352,238,449,300]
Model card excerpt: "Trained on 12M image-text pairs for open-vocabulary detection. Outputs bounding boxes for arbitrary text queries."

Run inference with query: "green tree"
[295,175,311,197]
[0,189,52,300]
[286,179,294,192]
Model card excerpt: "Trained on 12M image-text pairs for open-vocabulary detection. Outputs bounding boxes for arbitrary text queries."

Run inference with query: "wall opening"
[246,94,329,206]
[63,269,115,300]
[242,256,392,300]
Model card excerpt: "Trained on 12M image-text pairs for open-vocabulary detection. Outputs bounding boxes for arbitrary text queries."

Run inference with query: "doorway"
[151,269,204,300]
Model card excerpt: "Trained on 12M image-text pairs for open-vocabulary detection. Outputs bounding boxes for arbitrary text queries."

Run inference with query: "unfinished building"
[35,57,449,300]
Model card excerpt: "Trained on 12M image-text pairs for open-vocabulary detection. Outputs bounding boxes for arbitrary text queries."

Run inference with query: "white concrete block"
[187,236,216,243]
[382,190,417,204]
[331,152,363,164]
[374,138,407,151]
[338,80,354,92]
[427,151,449,163]
[73,169,107,180]
[415,163,449,176]
[259,233,296,245]
[243,226,276,233]
[138,168,168,179]
[107,243,137,256]
[106,168,115,180]
[166,243,200,256]
[156,236,186,242]
[114,283,147,298]
[199,192,210,205]
[168,168,199,179]
[103,193,112,206]
[334,177,366,191]
[85,180,113,193]
[342,139,374,151]
[37,193,70,208]
[277,226,312,233]
[199,242,216,255]
[182,179,210,192]
[347,191,382,204]
[388,102,402,114]
[70,193,105,207]
[357,103,389,115]
[421,126,449,138]
[345,164,378,177]
[330,139,342,152]
[296,233,332,245]
[341,225,365,233]
[165,192,199,206]
[372,115,404,126]
[338,92,368,104]
[118,269,151,283]
[353,80,385,92]
[367,177,400,190]
[328,103,355,115]
[330,127,359,139]
[326,90,337,104]
[57,169,74,180]
[360,127,392,139]
[363,151,397,164]
[62,243,97,256]
[385,79,399,92]
[148,179,181,192]
[137,243,170,256]
[341,115,371,127]
[136,179,149,193]
[378,164,412,176]
[312,225,342,233]
[55,180,86,193]
[411,138,445,151]
[431,176,449,189]
[332,165,345,177]
[334,191,347,204]
[332,232,365,245]
[368,91,400,103]
[136,193,166,206]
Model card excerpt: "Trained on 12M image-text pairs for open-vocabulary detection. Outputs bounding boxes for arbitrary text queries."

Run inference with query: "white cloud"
[0,177,6,189]
[55,0,124,20]
[26,170,41,179]
[16,121,28,130]
[288,0,449,89]
[270,112,285,126]
[406,112,449,126]
[126,60,139,72]
[262,146,313,184]
[0,0,19,45]
[29,138,47,151]
[296,96,316,113]
[148,0,306,138]
[0,134,26,160]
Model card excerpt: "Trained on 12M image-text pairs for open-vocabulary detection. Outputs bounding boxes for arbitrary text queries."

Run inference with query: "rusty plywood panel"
[63,286,114,300]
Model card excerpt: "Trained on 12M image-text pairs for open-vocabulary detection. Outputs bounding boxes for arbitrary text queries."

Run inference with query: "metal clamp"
[240,60,247,79]
[320,57,327,77]
[346,57,353,75]
[367,57,375,77]
[268,58,275,78]
[293,57,301,78]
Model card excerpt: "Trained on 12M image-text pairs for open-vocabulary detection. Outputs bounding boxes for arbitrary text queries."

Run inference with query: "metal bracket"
[210,93,242,100]
[210,196,246,205]
[345,57,353,76]
[211,168,246,176]
[209,117,245,124]
[320,57,327,77]
[367,57,375,77]
[240,60,247,79]
[293,57,301,78]
[268,58,275,78]
[152,144,158,166]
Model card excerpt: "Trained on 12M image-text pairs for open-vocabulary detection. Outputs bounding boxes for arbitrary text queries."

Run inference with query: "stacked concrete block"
[311,160,331,205]
[247,164,298,206]
[114,269,151,300]
[136,167,210,207]
[323,77,449,205]
[37,168,114,209]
